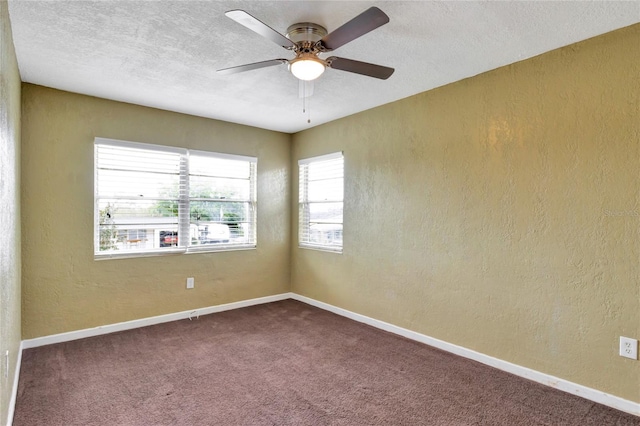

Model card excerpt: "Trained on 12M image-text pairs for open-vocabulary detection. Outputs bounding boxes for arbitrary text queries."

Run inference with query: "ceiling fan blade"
[217,59,288,75]
[225,10,295,49]
[319,7,389,51]
[326,57,394,80]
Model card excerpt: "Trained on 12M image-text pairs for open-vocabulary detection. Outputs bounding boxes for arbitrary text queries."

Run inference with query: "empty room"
[1,1,639,425]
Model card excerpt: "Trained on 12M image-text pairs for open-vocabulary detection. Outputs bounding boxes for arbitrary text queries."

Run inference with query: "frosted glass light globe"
[290,58,326,81]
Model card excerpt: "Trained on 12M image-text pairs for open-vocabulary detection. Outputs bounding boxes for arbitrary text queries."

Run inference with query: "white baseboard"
[14,292,639,418]
[6,340,23,426]
[21,293,292,350]
[290,293,640,417]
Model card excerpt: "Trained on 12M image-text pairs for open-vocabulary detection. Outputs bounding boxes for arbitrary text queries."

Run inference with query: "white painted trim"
[290,293,640,417]
[189,149,257,163]
[22,293,292,350]
[6,340,23,426]
[15,292,639,417]
[95,137,185,154]
[298,151,342,165]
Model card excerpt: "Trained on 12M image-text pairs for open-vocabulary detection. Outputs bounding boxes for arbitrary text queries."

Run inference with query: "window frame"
[298,152,344,253]
[94,138,257,260]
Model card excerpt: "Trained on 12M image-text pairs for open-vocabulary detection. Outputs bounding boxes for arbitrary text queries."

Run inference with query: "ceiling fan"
[217,7,394,82]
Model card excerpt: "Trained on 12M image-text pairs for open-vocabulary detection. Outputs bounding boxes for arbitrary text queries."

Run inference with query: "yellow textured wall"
[21,85,291,339]
[292,25,640,402]
[0,1,21,424]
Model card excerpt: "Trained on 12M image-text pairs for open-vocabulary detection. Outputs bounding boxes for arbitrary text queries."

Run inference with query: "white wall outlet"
[619,336,638,360]
[186,277,195,289]
[4,350,8,378]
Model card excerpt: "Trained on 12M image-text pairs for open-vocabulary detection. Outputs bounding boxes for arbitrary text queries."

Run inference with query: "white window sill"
[94,245,257,260]
[298,244,343,254]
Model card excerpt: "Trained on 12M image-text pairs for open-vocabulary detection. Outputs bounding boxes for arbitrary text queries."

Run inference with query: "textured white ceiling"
[8,1,640,133]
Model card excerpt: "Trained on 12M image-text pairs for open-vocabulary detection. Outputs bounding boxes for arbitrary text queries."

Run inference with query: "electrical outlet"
[4,350,8,378]
[186,277,195,289]
[619,336,638,360]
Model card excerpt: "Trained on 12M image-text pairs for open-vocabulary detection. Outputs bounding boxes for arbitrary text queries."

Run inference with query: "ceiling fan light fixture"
[220,8,394,81]
[290,56,326,81]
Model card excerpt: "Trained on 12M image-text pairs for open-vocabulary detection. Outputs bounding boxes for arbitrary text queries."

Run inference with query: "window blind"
[94,138,257,258]
[298,152,344,252]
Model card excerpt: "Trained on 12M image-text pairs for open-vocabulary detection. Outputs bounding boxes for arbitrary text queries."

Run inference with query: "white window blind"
[95,138,256,258]
[298,152,344,252]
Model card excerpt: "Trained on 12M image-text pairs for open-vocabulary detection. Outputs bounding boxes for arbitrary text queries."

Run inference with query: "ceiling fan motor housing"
[286,23,328,44]
[286,22,329,79]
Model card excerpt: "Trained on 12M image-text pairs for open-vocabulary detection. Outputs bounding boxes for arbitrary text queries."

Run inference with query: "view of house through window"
[298,152,344,252]
[95,138,256,258]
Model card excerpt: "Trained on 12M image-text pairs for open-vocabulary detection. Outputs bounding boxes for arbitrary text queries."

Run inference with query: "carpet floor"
[13,300,640,425]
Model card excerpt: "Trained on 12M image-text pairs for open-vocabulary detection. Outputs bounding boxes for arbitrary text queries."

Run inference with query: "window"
[298,152,344,252]
[95,138,256,258]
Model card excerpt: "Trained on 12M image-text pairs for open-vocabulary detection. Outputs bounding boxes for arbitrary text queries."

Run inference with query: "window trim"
[298,151,343,165]
[298,151,344,254]
[94,137,257,260]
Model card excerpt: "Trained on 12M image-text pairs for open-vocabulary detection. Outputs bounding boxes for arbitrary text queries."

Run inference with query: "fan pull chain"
[300,80,312,124]
[302,82,306,113]
[302,84,311,124]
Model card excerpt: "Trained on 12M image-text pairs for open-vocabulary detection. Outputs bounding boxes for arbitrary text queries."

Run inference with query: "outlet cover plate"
[619,336,638,360]
[186,277,194,289]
